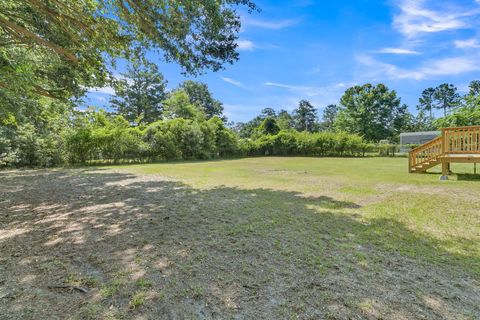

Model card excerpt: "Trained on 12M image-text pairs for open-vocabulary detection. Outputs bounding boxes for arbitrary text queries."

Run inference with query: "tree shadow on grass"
[456,173,480,181]
[0,169,478,319]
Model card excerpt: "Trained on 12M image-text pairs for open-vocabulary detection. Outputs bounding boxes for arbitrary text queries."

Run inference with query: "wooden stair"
[408,126,480,175]
[409,158,440,173]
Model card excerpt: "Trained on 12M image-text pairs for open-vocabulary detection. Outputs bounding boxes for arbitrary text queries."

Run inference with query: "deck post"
[441,129,446,154]
[440,160,449,180]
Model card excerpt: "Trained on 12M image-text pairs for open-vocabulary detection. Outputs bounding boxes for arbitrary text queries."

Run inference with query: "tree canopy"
[418,88,435,119]
[335,83,404,141]
[110,57,168,124]
[0,0,257,100]
[294,100,317,132]
[179,81,224,119]
[433,83,460,117]
[321,104,338,131]
[257,117,280,135]
[163,90,205,121]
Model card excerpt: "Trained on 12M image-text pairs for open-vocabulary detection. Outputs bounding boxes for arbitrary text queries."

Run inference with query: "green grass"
[109,157,480,275]
[2,157,479,319]
[129,291,146,309]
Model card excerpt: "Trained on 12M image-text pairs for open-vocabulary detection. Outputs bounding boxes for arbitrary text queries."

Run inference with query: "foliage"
[1,106,371,167]
[469,80,480,96]
[391,104,415,141]
[257,117,281,135]
[293,100,318,132]
[418,88,435,119]
[0,97,70,167]
[110,56,167,124]
[433,83,460,117]
[244,130,367,157]
[163,90,206,121]
[179,81,224,119]
[63,111,240,164]
[233,108,279,138]
[410,110,435,132]
[321,104,338,131]
[434,93,480,128]
[276,109,294,130]
[260,108,277,118]
[335,83,405,142]
[0,0,257,100]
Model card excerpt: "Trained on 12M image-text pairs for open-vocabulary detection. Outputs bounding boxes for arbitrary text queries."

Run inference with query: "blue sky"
[86,0,480,122]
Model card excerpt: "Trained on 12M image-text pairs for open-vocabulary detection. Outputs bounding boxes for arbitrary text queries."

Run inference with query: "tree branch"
[0,15,78,63]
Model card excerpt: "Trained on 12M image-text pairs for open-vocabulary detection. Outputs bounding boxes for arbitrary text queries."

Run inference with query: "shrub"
[242,130,366,157]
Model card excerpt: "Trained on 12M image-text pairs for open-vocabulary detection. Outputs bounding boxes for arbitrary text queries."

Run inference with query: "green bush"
[243,130,366,157]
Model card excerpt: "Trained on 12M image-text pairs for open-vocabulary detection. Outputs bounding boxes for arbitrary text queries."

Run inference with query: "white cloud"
[265,82,323,96]
[393,0,480,38]
[377,48,420,55]
[237,40,255,51]
[264,81,354,99]
[421,56,480,76]
[242,17,299,30]
[356,54,423,80]
[454,38,480,48]
[356,54,480,81]
[221,77,245,88]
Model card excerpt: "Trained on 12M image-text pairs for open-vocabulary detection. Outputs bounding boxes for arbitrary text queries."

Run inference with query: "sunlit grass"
[111,157,480,276]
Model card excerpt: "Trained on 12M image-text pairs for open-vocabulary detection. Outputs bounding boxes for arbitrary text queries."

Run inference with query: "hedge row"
[0,114,240,167]
[242,130,369,157]
[1,113,375,167]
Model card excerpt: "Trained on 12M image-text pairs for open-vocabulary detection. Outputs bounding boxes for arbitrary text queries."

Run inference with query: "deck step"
[411,159,441,173]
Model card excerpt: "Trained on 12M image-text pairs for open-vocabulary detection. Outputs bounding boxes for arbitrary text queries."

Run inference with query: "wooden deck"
[408,126,480,177]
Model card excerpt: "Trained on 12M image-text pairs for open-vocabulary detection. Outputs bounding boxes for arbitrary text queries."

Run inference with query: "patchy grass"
[129,290,146,309]
[0,157,479,319]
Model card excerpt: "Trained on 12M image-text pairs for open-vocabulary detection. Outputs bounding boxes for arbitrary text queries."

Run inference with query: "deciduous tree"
[179,81,224,119]
[276,109,294,130]
[257,117,280,135]
[163,90,205,121]
[110,57,167,124]
[0,0,257,100]
[335,83,401,141]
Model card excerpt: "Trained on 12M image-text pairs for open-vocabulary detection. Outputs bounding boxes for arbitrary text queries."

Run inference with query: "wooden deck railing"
[408,125,480,172]
[409,136,443,171]
[443,125,480,154]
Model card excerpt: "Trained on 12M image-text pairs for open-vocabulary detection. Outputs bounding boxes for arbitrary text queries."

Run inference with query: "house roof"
[400,131,440,137]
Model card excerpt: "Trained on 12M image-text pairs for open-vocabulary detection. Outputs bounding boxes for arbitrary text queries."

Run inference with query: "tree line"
[234,81,480,142]
[0,57,370,167]
[1,1,480,167]
[2,49,480,167]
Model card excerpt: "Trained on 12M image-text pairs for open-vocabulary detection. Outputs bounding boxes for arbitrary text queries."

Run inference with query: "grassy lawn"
[0,157,479,319]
